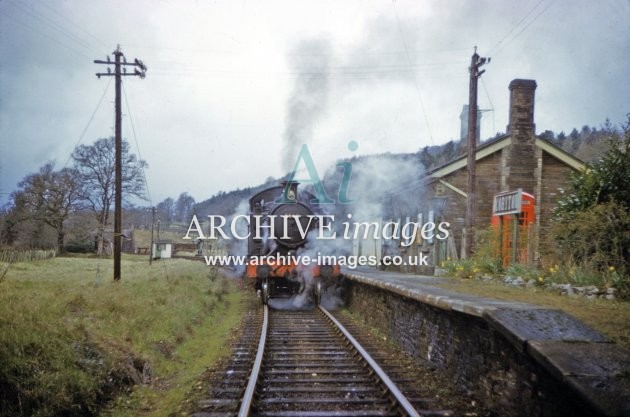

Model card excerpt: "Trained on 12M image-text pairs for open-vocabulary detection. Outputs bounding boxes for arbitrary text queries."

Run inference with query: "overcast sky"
[1,0,628,207]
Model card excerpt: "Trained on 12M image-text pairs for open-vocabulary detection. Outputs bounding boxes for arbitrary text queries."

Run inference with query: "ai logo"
[275,141,358,205]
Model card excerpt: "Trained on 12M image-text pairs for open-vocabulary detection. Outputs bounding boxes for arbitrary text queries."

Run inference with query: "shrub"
[550,200,629,296]
[442,257,500,279]
[549,118,630,298]
[63,242,94,253]
[442,258,476,279]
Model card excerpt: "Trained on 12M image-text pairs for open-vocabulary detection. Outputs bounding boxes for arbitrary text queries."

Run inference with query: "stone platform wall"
[342,272,629,417]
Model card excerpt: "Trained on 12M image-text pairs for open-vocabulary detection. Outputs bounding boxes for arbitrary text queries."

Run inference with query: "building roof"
[534,137,585,170]
[424,134,585,181]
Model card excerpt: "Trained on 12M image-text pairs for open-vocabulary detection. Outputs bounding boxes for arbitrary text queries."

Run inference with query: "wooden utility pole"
[463,47,489,259]
[94,45,147,281]
[149,207,156,265]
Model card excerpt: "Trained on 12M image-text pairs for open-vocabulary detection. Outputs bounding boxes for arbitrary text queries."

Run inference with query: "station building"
[409,79,585,270]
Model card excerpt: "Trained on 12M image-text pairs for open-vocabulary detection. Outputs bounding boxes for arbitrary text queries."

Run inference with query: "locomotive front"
[245,181,340,305]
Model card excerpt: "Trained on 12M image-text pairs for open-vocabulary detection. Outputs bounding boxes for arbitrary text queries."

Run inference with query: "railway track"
[194,304,454,417]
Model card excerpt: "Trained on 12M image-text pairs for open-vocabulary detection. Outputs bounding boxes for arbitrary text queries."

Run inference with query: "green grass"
[434,277,630,349]
[0,255,243,417]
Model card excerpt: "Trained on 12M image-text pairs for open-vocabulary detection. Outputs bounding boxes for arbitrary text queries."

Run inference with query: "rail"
[237,304,268,417]
[319,305,421,417]
[237,304,421,417]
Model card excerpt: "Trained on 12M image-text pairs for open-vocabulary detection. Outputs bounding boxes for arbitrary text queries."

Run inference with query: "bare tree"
[156,197,175,226]
[0,204,20,246]
[72,137,147,255]
[11,163,81,251]
[175,192,195,223]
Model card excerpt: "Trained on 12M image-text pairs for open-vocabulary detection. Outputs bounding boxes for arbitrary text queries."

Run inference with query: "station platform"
[341,266,630,417]
[342,266,571,317]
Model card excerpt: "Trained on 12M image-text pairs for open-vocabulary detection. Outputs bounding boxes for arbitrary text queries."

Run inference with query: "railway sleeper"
[262,376,374,384]
[265,346,350,352]
[263,386,377,393]
[263,362,362,368]
[267,356,354,362]
[269,350,353,356]
[263,368,373,375]
[208,387,245,398]
[266,341,342,347]
[256,411,399,417]
[260,397,391,405]
[197,398,239,408]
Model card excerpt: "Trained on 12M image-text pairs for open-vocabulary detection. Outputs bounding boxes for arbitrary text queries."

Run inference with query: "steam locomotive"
[245,181,341,305]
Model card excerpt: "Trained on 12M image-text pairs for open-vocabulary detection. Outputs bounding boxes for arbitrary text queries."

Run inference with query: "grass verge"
[0,255,243,417]
[434,278,630,349]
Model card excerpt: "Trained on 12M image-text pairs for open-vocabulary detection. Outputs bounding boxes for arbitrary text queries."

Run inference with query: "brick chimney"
[507,79,537,140]
[503,79,539,194]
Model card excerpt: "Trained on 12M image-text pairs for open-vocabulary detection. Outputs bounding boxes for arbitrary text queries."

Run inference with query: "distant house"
[133,227,202,257]
[406,79,585,271]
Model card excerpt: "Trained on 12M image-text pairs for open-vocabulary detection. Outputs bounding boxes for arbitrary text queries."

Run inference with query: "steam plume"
[282,38,332,172]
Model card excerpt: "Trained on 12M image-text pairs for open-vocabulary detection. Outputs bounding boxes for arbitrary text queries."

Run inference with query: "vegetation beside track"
[433,277,630,349]
[0,255,243,417]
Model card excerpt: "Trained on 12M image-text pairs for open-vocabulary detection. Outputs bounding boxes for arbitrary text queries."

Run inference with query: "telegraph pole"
[94,45,147,281]
[149,207,156,265]
[463,47,489,259]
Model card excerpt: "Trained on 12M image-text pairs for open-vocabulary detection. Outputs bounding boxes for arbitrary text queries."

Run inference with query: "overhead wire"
[487,0,546,55]
[480,77,496,136]
[488,0,556,56]
[126,43,471,56]
[7,0,152,201]
[62,77,113,168]
[0,7,91,60]
[9,0,93,51]
[392,1,434,144]
[0,2,505,208]
[146,59,468,79]
[2,0,96,60]
[122,82,153,208]
[147,70,467,81]
[131,39,468,81]
[32,0,110,52]
[494,0,555,55]
[121,81,165,277]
